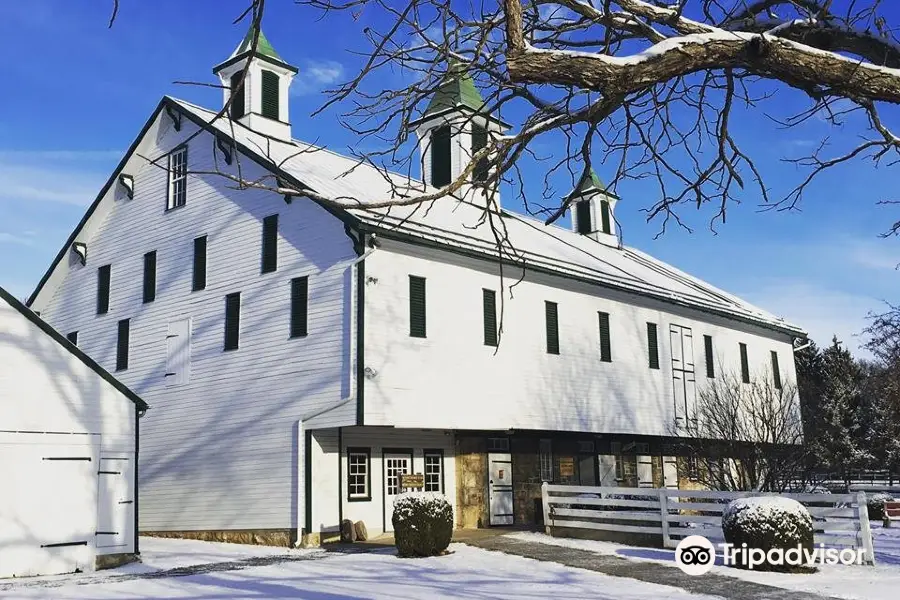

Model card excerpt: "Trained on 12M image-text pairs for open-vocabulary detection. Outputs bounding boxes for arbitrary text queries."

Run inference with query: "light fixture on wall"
[364,366,378,380]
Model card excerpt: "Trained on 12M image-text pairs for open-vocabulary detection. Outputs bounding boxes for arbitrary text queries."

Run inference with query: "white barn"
[0,286,147,577]
[27,31,804,545]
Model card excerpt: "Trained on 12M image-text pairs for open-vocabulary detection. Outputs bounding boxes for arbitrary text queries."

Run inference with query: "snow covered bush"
[867,493,895,521]
[722,496,813,572]
[392,492,453,558]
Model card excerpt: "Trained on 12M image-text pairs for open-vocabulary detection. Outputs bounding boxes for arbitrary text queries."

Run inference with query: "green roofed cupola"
[213,28,298,141]
[568,170,620,247]
[412,61,509,206]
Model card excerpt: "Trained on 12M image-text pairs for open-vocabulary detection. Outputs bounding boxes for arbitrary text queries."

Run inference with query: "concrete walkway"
[465,535,843,600]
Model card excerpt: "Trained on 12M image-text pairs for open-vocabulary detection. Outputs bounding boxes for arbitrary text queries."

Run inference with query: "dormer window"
[575,200,592,235]
[261,70,279,120]
[229,72,245,119]
[430,125,451,187]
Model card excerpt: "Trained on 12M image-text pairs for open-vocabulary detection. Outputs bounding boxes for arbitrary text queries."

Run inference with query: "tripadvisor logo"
[675,535,866,574]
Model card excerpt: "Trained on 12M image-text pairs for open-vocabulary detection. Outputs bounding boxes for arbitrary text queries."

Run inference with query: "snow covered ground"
[509,523,900,600]
[0,537,722,599]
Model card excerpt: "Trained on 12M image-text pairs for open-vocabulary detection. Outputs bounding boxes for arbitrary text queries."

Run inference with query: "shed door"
[96,456,134,549]
[488,453,514,525]
[0,433,99,578]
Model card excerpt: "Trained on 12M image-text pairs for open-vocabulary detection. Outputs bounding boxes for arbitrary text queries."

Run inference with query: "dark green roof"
[424,62,486,116]
[568,169,620,200]
[233,28,283,62]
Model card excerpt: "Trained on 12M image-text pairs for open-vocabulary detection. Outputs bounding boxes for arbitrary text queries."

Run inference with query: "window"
[647,322,660,369]
[739,342,750,383]
[143,251,157,303]
[261,214,279,273]
[545,301,559,355]
[66,331,78,346]
[430,125,451,187]
[116,319,130,371]
[599,200,612,234]
[229,72,245,119]
[192,236,207,291]
[472,124,488,183]
[261,70,280,120]
[539,439,553,482]
[424,450,444,493]
[610,442,624,480]
[167,146,188,210]
[409,276,426,338]
[97,264,111,315]
[598,311,611,362]
[704,335,714,378]
[165,318,191,386]
[483,288,498,346]
[686,455,700,480]
[347,448,371,501]
[771,350,782,389]
[575,200,592,235]
[224,292,241,351]
[290,276,308,338]
[487,437,509,452]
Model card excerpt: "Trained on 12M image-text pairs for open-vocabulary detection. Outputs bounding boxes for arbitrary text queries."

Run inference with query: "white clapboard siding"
[39,116,357,532]
[362,240,799,433]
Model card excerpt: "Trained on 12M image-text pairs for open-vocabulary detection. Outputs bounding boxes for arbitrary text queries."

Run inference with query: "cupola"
[410,62,509,205]
[213,29,297,141]
[569,170,619,246]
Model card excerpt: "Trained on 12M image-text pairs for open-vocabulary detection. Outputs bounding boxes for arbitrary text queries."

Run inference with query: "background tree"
[680,370,807,492]
[861,304,900,476]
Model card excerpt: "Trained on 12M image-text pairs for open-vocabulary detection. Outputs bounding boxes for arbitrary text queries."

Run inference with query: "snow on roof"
[171,98,803,336]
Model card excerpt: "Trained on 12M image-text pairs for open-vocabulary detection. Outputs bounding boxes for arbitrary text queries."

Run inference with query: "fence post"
[659,488,672,549]
[857,491,876,566]
[541,482,552,535]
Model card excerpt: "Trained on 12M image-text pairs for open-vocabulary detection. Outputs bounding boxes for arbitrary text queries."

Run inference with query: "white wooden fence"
[541,483,876,565]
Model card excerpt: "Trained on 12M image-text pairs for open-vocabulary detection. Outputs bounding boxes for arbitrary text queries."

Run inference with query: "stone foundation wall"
[95,553,139,571]
[455,436,488,528]
[512,437,543,525]
[143,528,297,547]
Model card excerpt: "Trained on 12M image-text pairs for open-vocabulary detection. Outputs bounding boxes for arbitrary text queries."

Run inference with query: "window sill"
[165,203,187,213]
[223,347,240,352]
[347,496,372,503]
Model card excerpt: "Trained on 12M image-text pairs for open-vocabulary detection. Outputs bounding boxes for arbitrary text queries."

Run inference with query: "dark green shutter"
[66,331,78,346]
[229,72,245,119]
[740,342,750,383]
[704,334,715,378]
[409,276,426,338]
[598,311,611,362]
[430,126,451,187]
[261,214,278,274]
[97,265,111,315]
[576,201,592,234]
[291,276,309,338]
[261,70,279,120]
[647,323,659,369]
[193,236,207,291]
[545,301,559,355]
[472,124,488,183]
[143,251,157,303]
[600,200,612,234]
[483,289,497,346]
[116,319,130,371]
[224,292,241,350]
[771,350,782,389]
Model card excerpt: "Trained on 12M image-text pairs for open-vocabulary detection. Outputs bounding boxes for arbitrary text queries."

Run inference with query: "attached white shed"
[0,286,148,578]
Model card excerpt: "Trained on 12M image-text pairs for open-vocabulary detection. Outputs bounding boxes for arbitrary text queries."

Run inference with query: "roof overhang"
[213,51,299,75]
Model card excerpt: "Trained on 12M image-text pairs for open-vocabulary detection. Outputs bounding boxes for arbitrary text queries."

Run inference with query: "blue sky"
[0,1,897,355]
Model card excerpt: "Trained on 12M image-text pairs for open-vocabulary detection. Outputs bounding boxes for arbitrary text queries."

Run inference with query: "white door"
[0,433,99,578]
[96,455,134,550]
[488,453,513,525]
[384,453,412,532]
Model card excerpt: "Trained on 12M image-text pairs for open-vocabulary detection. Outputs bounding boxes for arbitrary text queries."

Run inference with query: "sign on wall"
[559,457,575,478]
[400,473,425,489]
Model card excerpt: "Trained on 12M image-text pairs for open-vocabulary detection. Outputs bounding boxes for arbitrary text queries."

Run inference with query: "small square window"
[347,448,371,501]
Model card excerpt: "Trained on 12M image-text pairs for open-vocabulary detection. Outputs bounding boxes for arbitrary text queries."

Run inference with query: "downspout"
[134,406,148,556]
[295,233,379,547]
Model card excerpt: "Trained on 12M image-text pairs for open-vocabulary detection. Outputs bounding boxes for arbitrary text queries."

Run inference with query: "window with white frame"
[347,448,370,500]
[167,146,188,210]
[424,451,443,492]
[539,439,553,482]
